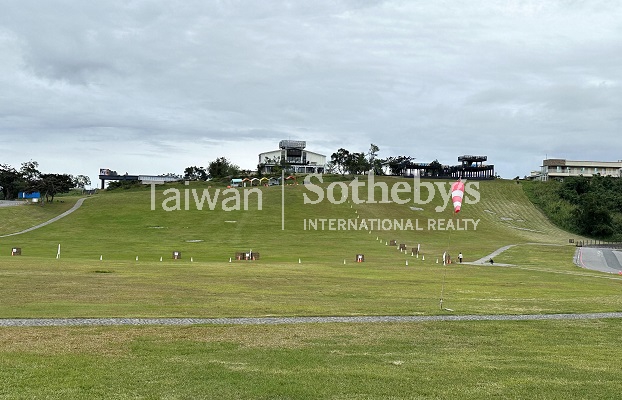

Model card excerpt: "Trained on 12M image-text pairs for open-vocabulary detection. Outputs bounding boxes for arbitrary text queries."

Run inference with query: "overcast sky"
[0,0,620,185]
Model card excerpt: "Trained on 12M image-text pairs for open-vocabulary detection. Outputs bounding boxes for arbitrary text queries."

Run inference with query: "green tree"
[20,160,41,183]
[72,175,92,189]
[429,159,443,177]
[184,166,208,181]
[330,148,351,175]
[34,173,74,202]
[558,176,590,204]
[385,156,413,176]
[345,152,370,175]
[574,193,613,238]
[367,144,383,175]
[0,164,24,200]
[208,157,240,179]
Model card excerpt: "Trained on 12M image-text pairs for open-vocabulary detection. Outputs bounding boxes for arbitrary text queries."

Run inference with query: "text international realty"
[303,218,481,231]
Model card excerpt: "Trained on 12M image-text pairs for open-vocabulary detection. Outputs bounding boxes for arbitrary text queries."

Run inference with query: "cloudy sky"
[0,0,620,185]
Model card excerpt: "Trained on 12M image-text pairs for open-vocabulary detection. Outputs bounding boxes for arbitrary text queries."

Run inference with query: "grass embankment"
[0,178,606,319]
[0,199,78,236]
[0,178,574,262]
[1,177,618,399]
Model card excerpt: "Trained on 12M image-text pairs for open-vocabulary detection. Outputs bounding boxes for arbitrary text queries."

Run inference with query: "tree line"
[185,144,421,181]
[183,157,241,181]
[328,144,423,176]
[0,161,91,203]
[523,175,622,240]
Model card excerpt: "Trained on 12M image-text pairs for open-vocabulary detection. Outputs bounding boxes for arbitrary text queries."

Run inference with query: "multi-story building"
[258,140,326,174]
[539,159,622,181]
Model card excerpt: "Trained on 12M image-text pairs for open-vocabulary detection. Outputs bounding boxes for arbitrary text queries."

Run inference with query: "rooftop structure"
[259,141,326,174]
[279,140,306,150]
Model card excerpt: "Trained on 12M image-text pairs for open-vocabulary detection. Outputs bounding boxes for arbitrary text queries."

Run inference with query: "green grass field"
[0,177,620,398]
[2,320,622,399]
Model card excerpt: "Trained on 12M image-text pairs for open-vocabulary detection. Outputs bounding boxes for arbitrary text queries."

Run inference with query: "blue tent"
[18,192,41,199]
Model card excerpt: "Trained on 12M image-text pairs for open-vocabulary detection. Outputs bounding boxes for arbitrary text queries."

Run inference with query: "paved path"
[0,200,27,208]
[468,244,517,266]
[575,247,622,274]
[2,313,622,327]
[0,198,89,238]
[466,243,566,267]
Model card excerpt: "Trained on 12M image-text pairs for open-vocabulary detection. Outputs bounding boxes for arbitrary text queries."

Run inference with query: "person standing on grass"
[458,252,463,263]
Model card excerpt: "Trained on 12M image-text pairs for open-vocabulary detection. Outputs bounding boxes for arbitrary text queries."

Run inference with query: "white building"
[258,140,326,174]
[539,159,622,181]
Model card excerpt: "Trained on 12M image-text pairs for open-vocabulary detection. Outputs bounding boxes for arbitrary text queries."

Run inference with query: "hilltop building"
[536,159,622,181]
[258,140,326,174]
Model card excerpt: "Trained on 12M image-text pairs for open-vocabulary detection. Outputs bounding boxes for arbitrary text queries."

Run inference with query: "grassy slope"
[0,178,574,262]
[1,178,621,399]
[0,199,77,236]
[0,178,615,319]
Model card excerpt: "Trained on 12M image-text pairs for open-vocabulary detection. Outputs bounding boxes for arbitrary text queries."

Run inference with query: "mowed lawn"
[0,178,620,399]
[0,251,621,318]
[0,178,578,263]
[1,320,622,399]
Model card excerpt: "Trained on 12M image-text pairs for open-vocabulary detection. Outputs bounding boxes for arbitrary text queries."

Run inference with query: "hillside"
[0,177,574,263]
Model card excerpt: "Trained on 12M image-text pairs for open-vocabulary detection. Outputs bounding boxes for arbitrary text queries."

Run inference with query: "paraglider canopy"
[451,180,465,213]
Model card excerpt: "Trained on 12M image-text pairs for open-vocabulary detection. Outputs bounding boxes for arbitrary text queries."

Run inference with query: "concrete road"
[575,247,622,274]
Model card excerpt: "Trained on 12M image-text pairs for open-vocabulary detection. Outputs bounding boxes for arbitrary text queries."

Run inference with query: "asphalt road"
[575,247,622,274]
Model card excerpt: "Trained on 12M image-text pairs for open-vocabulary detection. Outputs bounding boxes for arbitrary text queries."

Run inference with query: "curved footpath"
[0,197,88,238]
[468,244,517,266]
[2,313,622,327]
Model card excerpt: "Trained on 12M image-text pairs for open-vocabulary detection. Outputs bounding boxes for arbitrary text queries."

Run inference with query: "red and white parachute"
[451,180,465,213]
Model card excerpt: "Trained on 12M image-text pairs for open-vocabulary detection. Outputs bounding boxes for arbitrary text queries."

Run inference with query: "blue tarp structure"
[18,192,41,199]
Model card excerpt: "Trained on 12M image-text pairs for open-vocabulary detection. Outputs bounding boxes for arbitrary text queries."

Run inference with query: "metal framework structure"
[279,140,306,150]
[403,155,495,180]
